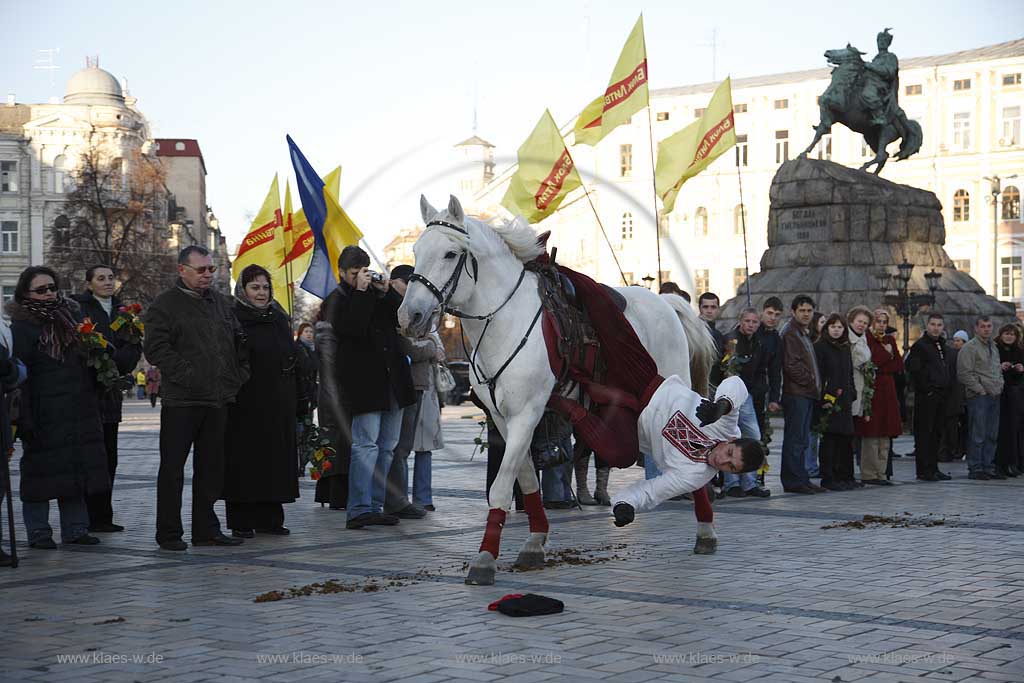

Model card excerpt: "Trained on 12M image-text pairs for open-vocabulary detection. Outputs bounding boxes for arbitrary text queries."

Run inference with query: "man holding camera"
[325,246,415,529]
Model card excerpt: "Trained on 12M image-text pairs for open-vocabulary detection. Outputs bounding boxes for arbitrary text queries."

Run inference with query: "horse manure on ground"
[254,568,449,603]
[510,544,632,572]
[822,514,946,530]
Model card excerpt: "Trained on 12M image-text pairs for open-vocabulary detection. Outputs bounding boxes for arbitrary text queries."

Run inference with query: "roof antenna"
[33,48,60,98]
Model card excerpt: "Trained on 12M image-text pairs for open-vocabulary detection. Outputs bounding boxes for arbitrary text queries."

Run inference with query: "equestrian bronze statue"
[801,29,922,174]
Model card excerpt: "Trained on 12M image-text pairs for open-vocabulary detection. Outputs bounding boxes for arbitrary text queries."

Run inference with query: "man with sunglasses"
[144,246,250,550]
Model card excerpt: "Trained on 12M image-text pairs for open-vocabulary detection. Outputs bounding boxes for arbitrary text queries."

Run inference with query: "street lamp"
[878,261,942,354]
[983,174,1019,298]
[641,274,656,290]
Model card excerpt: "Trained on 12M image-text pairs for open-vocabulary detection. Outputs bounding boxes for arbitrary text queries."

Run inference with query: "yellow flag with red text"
[573,15,649,146]
[282,167,341,281]
[501,110,583,223]
[232,175,288,309]
[655,78,736,214]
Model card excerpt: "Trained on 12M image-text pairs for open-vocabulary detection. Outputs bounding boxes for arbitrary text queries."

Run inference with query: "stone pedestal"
[719,157,1013,337]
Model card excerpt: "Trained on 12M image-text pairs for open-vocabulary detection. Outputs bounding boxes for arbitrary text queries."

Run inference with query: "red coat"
[855,333,904,438]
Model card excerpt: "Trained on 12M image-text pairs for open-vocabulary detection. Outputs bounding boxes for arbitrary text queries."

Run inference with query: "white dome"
[64,67,124,106]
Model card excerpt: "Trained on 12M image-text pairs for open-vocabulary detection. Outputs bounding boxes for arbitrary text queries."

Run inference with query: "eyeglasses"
[182,264,217,274]
[29,284,59,294]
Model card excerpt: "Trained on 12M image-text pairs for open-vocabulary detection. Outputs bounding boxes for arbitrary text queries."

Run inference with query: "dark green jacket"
[143,281,250,408]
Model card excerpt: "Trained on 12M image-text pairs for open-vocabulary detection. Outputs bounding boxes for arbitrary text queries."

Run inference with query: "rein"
[408,218,542,412]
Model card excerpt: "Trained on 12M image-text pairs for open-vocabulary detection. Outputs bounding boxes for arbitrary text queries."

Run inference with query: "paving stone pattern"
[1,400,1022,682]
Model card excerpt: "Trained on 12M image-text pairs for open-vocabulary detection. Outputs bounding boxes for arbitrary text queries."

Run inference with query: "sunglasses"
[30,284,59,294]
[182,264,217,274]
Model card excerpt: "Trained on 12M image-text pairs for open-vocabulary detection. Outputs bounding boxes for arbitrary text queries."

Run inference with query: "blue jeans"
[966,395,1000,475]
[781,394,814,489]
[805,434,821,478]
[348,397,404,520]
[23,496,89,543]
[412,451,433,506]
[725,395,762,492]
[541,461,573,502]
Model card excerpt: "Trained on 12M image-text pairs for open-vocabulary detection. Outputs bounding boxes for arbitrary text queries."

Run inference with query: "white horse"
[399,195,718,586]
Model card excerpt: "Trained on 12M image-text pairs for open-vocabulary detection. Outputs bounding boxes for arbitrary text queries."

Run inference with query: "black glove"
[696,398,732,427]
[613,503,635,528]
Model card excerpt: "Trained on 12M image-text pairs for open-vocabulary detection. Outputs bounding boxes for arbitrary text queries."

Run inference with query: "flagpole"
[737,158,752,307]
[580,179,628,286]
[645,106,663,290]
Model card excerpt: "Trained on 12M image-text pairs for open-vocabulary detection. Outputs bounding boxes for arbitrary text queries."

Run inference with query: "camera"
[368,270,384,283]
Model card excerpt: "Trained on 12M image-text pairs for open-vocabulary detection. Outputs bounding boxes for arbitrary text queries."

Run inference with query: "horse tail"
[896,116,923,160]
[660,293,718,397]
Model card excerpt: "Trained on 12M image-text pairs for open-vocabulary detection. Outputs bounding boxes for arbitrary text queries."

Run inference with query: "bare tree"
[49,130,177,303]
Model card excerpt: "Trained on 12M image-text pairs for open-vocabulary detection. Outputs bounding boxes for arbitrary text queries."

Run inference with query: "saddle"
[527,241,662,468]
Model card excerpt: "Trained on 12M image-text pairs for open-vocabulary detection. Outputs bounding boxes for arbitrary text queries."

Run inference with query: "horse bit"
[407,219,544,411]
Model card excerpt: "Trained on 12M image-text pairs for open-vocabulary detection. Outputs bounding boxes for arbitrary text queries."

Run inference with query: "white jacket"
[613,376,748,513]
[848,330,872,416]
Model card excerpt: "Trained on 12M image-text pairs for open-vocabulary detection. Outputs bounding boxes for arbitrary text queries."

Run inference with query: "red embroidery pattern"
[661,410,713,462]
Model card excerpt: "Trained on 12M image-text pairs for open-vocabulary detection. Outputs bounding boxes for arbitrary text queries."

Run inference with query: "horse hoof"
[693,537,718,555]
[514,549,545,569]
[465,551,497,586]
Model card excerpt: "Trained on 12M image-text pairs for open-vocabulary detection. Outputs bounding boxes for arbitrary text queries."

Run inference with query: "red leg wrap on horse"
[479,508,507,558]
[522,491,549,534]
[693,485,714,523]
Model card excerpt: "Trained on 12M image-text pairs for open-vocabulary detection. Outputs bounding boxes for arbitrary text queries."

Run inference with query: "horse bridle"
[407,218,542,412]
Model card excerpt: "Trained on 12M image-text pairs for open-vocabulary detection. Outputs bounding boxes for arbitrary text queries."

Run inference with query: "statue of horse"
[399,195,718,586]
[801,44,922,174]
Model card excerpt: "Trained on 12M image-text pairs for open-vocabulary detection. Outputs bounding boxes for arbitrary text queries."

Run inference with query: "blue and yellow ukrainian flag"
[286,135,363,299]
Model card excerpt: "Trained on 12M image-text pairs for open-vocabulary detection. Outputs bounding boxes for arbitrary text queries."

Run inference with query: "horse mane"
[466,214,545,263]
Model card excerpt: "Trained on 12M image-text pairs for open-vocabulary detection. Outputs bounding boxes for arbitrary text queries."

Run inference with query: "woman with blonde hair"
[854,309,903,485]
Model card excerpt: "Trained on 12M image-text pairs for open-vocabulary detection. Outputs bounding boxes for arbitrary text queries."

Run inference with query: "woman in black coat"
[294,322,319,474]
[995,324,1024,477]
[8,266,109,548]
[222,265,299,536]
[71,265,142,533]
[813,313,857,491]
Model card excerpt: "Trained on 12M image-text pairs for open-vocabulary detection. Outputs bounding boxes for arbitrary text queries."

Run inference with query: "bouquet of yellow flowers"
[77,318,120,388]
[303,425,337,481]
[109,303,144,345]
[812,389,843,435]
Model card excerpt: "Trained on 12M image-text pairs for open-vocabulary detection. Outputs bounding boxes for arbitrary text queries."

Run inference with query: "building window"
[52,154,66,194]
[953,78,971,91]
[656,111,670,122]
[953,259,971,274]
[694,269,709,295]
[621,212,633,241]
[733,103,747,113]
[774,99,789,110]
[1004,73,1022,86]
[861,139,872,158]
[620,144,632,177]
[622,271,634,285]
[734,268,747,293]
[734,205,747,235]
[775,130,789,164]
[1004,186,1021,220]
[816,133,832,161]
[905,84,922,96]
[1003,106,1021,145]
[953,189,970,222]
[692,107,706,119]
[52,214,70,247]
[0,161,17,192]
[735,134,748,167]
[695,207,708,237]
[1001,256,1022,299]
[1,221,17,253]
[175,141,186,151]
[1,286,14,307]
[659,270,671,284]
[952,112,971,150]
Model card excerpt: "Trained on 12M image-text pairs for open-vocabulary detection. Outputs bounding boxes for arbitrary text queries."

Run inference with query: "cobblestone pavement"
[1,400,1022,683]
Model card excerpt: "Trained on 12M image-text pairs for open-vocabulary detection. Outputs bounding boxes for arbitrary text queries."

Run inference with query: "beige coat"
[848,329,872,416]
[957,336,1004,399]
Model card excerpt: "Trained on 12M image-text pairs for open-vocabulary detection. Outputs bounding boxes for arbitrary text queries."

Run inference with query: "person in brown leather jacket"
[780,295,824,494]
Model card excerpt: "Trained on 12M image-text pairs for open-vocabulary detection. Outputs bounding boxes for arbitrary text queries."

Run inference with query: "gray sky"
[3,0,1021,258]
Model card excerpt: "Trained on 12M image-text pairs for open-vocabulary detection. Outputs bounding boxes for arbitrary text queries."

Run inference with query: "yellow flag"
[655,77,736,214]
[233,175,289,311]
[283,167,341,283]
[573,15,649,146]
[501,110,583,223]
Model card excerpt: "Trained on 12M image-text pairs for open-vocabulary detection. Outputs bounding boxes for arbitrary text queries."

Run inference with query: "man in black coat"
[754,297,784,443]
[72,265,142,533]
[698,292,726,358]
[325,246,415,529]
[906,313,953,482]
[144,246,250,550]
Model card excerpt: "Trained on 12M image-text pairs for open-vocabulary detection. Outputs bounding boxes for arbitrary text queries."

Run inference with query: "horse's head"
[825,43,866,67]
[398,194,477,337]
